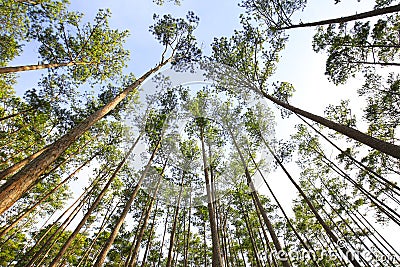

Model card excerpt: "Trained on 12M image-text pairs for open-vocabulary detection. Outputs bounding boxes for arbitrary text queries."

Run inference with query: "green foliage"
[150,11,201,70]
[36,8,130,84]
[313,14,400,84]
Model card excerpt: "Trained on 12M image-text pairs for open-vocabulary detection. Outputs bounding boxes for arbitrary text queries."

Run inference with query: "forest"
[0,0,400,266]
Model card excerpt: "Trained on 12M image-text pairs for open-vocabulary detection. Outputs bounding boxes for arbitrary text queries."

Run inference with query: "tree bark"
[261,91,400,159]
[200,127,224,267]
[0,153,94,238]
[0,145,48,180]
[0,61,90,74]
[0,58,171,215]
[278,4,400,30]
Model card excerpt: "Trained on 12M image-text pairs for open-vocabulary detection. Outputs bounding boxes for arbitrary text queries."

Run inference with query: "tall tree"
[0,12,201,215]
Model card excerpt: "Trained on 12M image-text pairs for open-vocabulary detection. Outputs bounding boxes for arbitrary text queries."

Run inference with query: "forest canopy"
[0,0,400,266]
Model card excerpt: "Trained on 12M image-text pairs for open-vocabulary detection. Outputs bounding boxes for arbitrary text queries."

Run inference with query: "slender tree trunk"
[77,200,120,267]
[0,58,171,215]
[200,127,224,267]
[240,202,262,267]
[0,106,35,122]
[125,198,152,267]
[128,160,166,267]
[183,185,192,267]
[278,4,400,30]
[94,139,162,267]
[23,189,90,267]
[0,61,91,74]
[156,207,170,267]
[296,115,400,194]
[249,152,320,267]
[140,201,159,267]
[262,137,362,267]
[166,172,185,267]
[252,202,276,267]
[49,137,140,267]
[235,235,247,267]
[260,91,400,159]
[227,126,291,267]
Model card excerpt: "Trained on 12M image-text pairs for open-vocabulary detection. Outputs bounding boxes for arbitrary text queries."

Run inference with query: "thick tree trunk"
[94,140,161,267]
[0,153,94,238]
[278,4,400,30]
[0,61,90,74]
[0,145,48,180]
[200,127,224,267]
[0,59,170,215]
[49,138,140,267]
[261,91,400,159]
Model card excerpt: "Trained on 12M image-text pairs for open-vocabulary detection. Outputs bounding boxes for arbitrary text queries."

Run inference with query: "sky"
[9,0,400,253]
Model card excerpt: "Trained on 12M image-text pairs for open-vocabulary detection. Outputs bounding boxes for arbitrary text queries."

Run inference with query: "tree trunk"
[0,58,171,215]
[77,200,120,267]
[23,187,91,267]
[49,137,140,267]
[200,127,224,267]
[128,160,166,267]
[156,207,171,267]
[260,91,400,159]
[140,201,159,267]
[183,185,192,267]
[296,115,400,195]
[240,202,262,267]
[94,139,161,267]
[227,126,291,267]
[0,61,91,74]
[166,172,185,267]
[249,152,320,267]
[0,153,95,238]
[262,137,362,267]
[278,4,400,30]
[0,145,48,180]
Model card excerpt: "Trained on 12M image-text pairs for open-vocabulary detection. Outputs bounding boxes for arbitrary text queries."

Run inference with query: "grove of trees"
[0,0,399,266]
